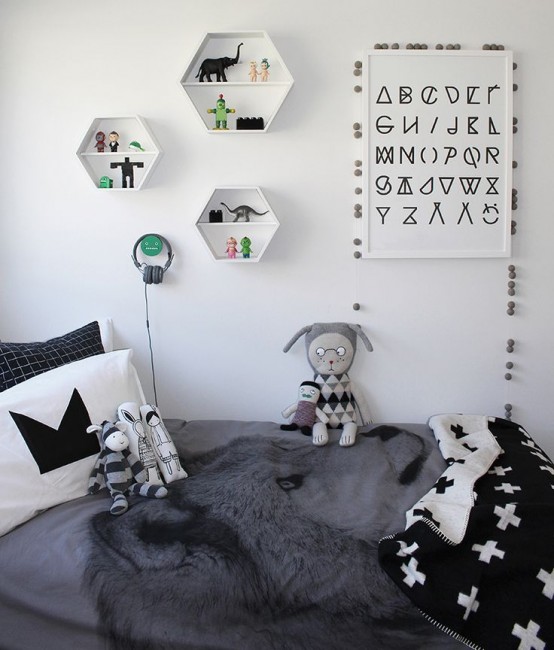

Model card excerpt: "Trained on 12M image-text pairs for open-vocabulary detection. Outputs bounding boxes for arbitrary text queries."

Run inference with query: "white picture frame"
[362,49,513,258]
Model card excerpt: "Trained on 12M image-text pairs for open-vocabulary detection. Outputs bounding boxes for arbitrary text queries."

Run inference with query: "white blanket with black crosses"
[379,414,554,650]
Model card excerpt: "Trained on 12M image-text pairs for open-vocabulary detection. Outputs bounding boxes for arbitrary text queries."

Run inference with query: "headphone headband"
[132,233,174,284]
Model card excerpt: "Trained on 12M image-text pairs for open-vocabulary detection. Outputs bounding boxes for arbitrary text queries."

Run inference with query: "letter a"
[376,86,392,104]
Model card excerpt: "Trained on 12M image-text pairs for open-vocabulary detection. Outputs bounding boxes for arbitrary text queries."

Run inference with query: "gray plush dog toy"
[283,322,373,447]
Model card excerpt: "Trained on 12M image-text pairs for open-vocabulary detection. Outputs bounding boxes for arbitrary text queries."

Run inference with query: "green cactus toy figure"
[207,93,235,130]
[240,236,253,258]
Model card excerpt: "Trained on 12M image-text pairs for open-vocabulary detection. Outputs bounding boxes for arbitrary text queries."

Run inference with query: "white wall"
[2,0,553,456]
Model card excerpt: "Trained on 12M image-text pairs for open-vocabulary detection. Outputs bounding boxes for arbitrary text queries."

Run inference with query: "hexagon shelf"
[180,31,294,133]
[196,187,279,262]
[77,116,162,190]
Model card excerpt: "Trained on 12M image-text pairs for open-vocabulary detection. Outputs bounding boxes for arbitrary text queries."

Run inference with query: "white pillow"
[97,317,114,352]
[0,349,145,537]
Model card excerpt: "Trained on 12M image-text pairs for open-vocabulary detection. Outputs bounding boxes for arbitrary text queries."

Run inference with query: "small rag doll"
[88,420,168,515]
[140,404,188,483]
[280,380,329,442]
[283,322,373,447]
[118,401,162,484]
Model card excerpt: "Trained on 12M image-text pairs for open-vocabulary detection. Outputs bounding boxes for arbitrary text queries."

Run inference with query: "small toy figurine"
[129,140,145,152]
[226,236,238,259]
[240,236,253,258]
[249,61,259,82]
[280,381,329,441]
[94,131,106,152]
[108,131,119,152]
[87,420,168,516]
[110,157,144,189]
[221,202,269,222]
[98,175,114,188]
[195,42,243,82]
[259,58,270,82]
[207,94,235,130]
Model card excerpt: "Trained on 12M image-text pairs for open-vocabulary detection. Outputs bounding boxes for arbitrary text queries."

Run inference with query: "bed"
[1,322,553,650]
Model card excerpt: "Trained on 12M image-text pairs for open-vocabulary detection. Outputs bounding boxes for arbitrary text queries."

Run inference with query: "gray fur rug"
[85,427,462,649]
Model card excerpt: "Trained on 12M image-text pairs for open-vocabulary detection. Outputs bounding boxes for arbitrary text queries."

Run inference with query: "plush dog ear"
[348,324,373,352]
[283,325,313,353]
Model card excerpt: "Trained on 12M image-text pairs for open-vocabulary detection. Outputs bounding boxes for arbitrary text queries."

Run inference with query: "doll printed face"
[298,383,320,404]
[105,429,129,452]
[145,410,161,426]
[308,333,354,375]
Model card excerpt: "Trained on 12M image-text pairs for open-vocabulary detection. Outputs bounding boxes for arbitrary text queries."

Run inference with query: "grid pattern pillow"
[0,321,106,392]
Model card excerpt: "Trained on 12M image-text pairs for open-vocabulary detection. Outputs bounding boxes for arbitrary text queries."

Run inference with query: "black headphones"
[132,234,174,284]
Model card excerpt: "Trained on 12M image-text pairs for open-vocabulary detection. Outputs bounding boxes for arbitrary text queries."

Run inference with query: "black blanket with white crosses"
[379,414,554,650]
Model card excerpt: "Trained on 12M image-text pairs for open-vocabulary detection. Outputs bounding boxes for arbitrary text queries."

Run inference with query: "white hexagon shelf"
[77,115,162,190]
[196,187,280,262]
[180,31,294,133]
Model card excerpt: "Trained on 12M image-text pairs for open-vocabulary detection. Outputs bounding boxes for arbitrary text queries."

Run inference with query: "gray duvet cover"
[0,420,464,650]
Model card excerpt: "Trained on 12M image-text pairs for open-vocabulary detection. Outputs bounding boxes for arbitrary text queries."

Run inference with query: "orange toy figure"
[226,236,238,259]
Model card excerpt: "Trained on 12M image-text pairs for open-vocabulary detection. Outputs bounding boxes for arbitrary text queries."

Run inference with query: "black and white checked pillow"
[0,321,106,392]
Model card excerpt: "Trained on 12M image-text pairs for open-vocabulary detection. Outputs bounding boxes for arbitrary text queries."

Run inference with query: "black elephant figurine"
[195,42,243,82]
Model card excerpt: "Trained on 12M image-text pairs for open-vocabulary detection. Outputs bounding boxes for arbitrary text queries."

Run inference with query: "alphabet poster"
[362,50,513,258]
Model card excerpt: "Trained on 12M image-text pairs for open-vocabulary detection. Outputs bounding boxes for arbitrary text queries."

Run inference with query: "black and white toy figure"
[140,404,188,483]
[280,380,329,440]
[283,323,373,447]
[110,156,144,189]
[108,131,119,152]
[87,420,167,516]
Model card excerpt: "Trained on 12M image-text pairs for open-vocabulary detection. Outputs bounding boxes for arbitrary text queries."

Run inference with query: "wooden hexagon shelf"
[196,187,280,262]
[77,115,162,190]
[180,31,294,133]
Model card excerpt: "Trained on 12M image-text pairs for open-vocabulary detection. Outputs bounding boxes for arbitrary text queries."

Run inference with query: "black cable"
[144,281,158,406]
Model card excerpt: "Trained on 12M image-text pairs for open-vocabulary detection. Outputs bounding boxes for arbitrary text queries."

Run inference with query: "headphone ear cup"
[143,265,152,284]
[153,266,163,284]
